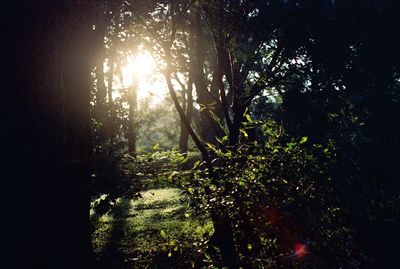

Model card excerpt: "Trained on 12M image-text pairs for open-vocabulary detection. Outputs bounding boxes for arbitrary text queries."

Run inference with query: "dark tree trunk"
[228,108,245,146]
[94,16,108,144]
[106,48,117,157]
[94,7,107,112]
[1,2,95,268]
[208,214,239,268]
[189,13,224,145]
[179,77,193,155]
[127,85,138,156]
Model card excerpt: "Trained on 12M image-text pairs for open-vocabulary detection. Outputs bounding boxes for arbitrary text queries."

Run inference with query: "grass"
[91,188,213,268]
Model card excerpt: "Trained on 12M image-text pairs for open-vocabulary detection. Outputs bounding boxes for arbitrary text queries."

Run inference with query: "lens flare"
[294,243,307,258]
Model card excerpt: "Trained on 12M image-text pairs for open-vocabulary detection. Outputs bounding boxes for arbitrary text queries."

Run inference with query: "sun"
[121,51,166,104]
[122,52,155,85]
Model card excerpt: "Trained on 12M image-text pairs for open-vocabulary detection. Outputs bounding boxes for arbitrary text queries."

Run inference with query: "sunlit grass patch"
[91,187,213,268]
[91,214,114,253]
[130,188,183,208]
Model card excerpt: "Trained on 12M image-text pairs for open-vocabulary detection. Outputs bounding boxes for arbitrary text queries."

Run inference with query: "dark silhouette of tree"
[275,1,400,267]
[176,74,194,155]
[127,84,139,156]
[2,2,96,267]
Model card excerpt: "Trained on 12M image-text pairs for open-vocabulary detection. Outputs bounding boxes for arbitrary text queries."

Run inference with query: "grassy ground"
[91,188,213,268]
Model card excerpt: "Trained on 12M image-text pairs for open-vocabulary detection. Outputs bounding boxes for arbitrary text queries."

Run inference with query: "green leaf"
[193,160,201,168]
[240,129,249,138]
[204,252,211,261]
[247,243,253,251]
[152,143,160,151]
[300,136,308,144]
[245,114,253,123]
[287,142,295,150]
[168,171,179,181]
[206,142,217,152]
[160,230,167,239]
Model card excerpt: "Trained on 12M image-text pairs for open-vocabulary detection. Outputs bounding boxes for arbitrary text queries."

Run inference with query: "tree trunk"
[207,214,239,268]
[94,20,108,144]
[127,85,138,156]
[228,113,244,146]
[107,50,116,156]
[179,76,193,155]
[189,12,224,145]
[94,6,107,112]
[1,2,95,267]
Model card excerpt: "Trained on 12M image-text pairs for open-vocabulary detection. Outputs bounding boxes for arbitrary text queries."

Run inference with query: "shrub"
[179,120,360,268]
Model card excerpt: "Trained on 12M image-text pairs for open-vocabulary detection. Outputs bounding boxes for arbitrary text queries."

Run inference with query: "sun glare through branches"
[121,50,167,105]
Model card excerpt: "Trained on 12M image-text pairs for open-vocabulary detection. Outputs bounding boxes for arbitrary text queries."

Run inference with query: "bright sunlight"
[121,50,167,105]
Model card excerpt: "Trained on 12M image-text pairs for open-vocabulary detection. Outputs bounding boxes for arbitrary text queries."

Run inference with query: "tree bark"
[189,12,224,145]
[1,2,95,267]
[94,4,107,112]
[127,84,138,156]
[179,76,193,155]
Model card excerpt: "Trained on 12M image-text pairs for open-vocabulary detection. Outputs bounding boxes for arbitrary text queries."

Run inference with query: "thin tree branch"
[164,71,212,167]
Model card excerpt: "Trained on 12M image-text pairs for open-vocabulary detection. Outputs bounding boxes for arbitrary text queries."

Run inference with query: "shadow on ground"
[91,188,213,269]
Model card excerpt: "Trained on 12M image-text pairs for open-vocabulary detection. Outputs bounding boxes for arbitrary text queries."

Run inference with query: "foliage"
[91,148,194,215]
[91,94,129,156]
[137,96,186,150]
[176,119,359,268]
[274,2,400,266]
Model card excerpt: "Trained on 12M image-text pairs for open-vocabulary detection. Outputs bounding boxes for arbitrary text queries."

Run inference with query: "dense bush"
[177,120,360,268]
